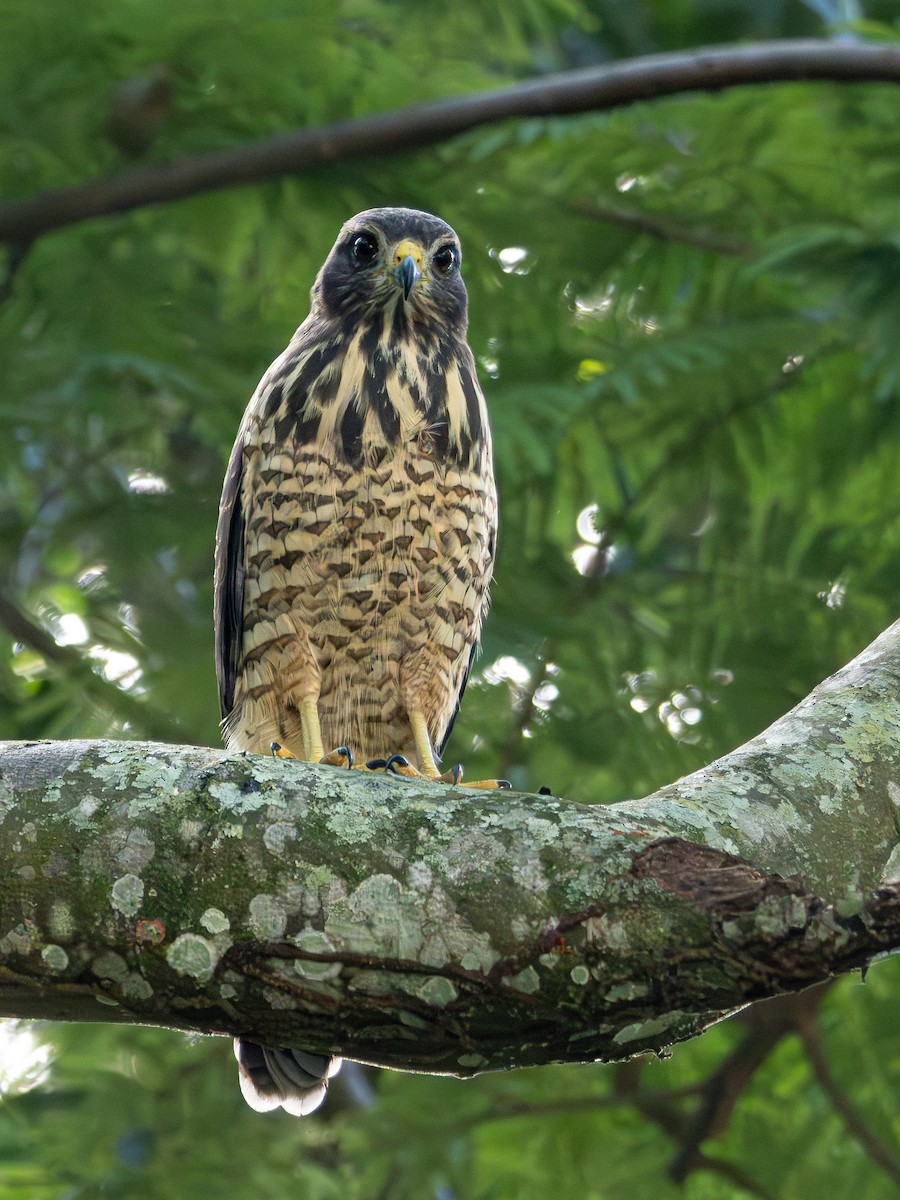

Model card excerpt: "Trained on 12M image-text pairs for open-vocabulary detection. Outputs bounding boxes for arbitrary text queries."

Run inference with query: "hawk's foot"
[319,746,354,769]
[269,742,354,770]
[270,743,509,788]
[320,748,406,773]
[319,747,401,772]
[382,754,511,790]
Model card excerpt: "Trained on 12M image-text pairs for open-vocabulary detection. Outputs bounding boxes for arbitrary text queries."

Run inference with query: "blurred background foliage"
[1,0,900,1196]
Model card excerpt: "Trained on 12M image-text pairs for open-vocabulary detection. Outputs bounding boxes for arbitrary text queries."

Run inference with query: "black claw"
[337,746,353,768]
[538,785,551,795]
[270,741,282,756]
[497,780,512,789]
[384,753,410,774]
[365,758,388,770]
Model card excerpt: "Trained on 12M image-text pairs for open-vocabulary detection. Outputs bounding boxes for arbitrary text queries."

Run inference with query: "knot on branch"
[632,837,804,911]
[633,837,900,996]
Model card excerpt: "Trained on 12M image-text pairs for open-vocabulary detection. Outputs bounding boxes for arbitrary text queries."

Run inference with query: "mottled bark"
[1,621,899,1078]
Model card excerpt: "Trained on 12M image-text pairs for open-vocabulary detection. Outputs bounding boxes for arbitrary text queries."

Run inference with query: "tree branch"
[692,1155,779,1200]
[798,1006,900,1187]
[1,41,899,244]
[0,588,185,743]
[567,200,749,255]
[668,984,832,1181]
[1,620,899,1076]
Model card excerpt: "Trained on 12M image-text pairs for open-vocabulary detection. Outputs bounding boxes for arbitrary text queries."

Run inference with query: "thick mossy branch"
[1,621,899,1077]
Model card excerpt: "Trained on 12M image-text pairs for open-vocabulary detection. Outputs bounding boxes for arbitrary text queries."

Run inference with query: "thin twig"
[693,1154,780,1200]
[799,1016,900,1188]
[568,200,748,255]
[613,1060,777,1197]
[1,41,899,243]
[668,1021,789,1178]
[0,589,185,743]
[669,985,832,1180]
[0,239,31,303]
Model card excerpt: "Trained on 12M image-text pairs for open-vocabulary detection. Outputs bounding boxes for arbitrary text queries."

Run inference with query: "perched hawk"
[214,208,500,1115]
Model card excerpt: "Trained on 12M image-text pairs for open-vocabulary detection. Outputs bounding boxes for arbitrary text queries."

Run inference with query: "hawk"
[214,207,501,1115]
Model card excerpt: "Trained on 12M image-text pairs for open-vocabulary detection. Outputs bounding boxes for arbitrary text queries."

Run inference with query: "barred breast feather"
[215,307,496,766]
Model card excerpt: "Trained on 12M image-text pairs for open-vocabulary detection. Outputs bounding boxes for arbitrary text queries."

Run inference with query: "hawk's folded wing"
[214,431,246,721]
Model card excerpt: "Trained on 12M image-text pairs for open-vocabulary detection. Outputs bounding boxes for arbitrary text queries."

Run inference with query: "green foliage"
[1,0,899,1196]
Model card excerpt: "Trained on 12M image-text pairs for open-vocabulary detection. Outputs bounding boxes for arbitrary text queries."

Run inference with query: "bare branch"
[799,1010,900,1188]
[693,1154,779,1200]
[1,41,899,244]
[613,1037,781,1199]
[568,200,749,255]
[0,589,185,743]
[0,239,30,304]
[669,984,832,1180]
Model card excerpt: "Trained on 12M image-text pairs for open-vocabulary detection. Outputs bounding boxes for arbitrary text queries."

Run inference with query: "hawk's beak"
[392,241,424,301]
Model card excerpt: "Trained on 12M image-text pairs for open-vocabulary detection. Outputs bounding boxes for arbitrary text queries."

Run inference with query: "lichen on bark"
[1,620,899,1076]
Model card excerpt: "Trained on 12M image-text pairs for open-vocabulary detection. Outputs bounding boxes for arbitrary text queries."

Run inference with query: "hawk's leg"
[411,709,446,780]
[299,696,325,763]
[272,690,350,769]
[299,696,355,768]
[384,711,510,790]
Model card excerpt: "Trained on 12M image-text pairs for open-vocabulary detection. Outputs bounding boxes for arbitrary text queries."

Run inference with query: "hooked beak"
[394,255,421,301]
[392,240,424,301]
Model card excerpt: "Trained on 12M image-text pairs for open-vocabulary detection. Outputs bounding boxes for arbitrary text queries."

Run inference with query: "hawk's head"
[311,208,468,334]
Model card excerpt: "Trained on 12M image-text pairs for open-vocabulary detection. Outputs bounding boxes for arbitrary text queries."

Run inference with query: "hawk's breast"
[234,323,495,760]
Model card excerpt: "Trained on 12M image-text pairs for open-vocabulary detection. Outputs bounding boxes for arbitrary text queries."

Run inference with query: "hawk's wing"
[436,503,497,757]
[436,642,477,756]
[213,430,246,721]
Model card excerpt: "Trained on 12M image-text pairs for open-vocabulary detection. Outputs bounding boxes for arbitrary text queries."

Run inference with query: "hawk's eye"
[432,244,457,275]
[350,233,379,265]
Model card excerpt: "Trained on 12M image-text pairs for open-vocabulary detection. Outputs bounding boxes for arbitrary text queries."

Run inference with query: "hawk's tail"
[234,1038,341,1117]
